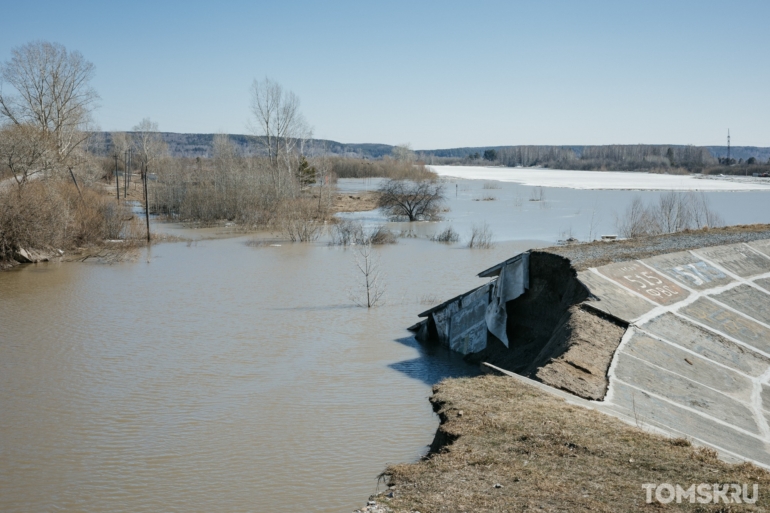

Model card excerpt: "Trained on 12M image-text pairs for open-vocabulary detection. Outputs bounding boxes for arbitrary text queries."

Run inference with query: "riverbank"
[362,226,770,512]
[368,375,770,512]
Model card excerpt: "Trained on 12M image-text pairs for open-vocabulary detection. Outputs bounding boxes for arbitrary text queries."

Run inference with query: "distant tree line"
[476,144,716,172]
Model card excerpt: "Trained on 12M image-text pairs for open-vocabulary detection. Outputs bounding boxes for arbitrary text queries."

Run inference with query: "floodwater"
[0,233,542,513]
[2,174,770,512]
[340,176,770,243]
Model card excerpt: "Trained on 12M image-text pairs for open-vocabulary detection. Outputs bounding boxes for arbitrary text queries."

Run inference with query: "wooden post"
[144,164,151,243]
[68,167,84,201]
[115,155,120,200]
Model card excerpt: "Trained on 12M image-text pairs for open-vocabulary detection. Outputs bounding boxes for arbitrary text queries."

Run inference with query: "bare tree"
[616,196,657,238]
[0,41,99,169]
[132,118,167,167]
[392,143,416,162]
[377,179,445,221]
[0,124,54,188]
[350,242,385,308]
[615,192,723,239]
[249,77,311,165]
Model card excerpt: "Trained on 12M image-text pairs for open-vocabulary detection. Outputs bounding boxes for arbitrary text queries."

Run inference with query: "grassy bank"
[373,375,770,512]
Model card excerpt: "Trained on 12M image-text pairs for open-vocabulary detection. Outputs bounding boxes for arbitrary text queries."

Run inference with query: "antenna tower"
[727,129,731,165]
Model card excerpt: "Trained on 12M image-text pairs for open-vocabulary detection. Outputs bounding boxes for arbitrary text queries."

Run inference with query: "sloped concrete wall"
[584,240,770,468]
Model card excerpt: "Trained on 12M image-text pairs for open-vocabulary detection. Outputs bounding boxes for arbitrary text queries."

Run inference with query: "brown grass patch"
[332,191,380,213]
[377,375,770,512]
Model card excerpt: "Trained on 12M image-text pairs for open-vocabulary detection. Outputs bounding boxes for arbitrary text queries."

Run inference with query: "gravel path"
[542,224,770,270]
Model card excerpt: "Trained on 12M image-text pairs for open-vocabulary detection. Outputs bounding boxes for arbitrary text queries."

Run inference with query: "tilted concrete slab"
[749,239,770,258]
[579,239,770,468]
[576,270,654,322]
[621,331,754,402]
[642,313,770,377]
[594,260,690,306]
[756,278,770,293]
[693,243,770,278]
[642,250,733,290]
[679,298,770,355]
[712,285,770,326]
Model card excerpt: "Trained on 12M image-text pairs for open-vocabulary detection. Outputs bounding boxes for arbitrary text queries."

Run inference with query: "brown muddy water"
[0,235,545,512]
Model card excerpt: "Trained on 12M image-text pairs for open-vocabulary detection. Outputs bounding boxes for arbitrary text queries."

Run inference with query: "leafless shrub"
[482,182,501,190]
[279,198,322,242]
[529,187,546,202]
[331,219,366,246]
[431,226,460,243]
[468,222,493,249]
[473,194,496,201]
[616,196,658,238]
[0,180,135,261]
[331,220,396,245]
[368,225,397,245]
[616,192,724,238]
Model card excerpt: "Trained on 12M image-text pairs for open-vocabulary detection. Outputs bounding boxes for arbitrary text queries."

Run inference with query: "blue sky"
[1,0,768,148]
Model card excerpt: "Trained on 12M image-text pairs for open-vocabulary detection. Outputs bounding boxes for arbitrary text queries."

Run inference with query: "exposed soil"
[464,252,626,400]
[528,305,627,400]
[374,375,770,512]
[331,190,380,213]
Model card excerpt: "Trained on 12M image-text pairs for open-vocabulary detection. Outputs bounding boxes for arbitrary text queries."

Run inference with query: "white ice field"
[428,166,770,191]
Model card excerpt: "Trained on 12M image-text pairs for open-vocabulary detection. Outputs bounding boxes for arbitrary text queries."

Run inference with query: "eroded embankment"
[361,228,770,512]
[464,251,627,400]
[368,376,770,512]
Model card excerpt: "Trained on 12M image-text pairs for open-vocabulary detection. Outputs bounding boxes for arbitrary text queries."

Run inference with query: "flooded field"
[1,174,769,512]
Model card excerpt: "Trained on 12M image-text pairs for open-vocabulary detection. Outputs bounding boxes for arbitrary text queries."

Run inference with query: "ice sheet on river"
[429,165,770,191]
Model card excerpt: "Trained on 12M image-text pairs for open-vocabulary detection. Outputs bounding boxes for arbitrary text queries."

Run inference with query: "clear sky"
[1,0,768,149]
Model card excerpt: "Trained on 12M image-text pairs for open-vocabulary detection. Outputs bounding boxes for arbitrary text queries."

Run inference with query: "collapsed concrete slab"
[410,239,770,468]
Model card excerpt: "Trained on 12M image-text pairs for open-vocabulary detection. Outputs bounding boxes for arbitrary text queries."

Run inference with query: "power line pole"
[143,163,151,243]
[727,129,731,166]
[114,154,120,200]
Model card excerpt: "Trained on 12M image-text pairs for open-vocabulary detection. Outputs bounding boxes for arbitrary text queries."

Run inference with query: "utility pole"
[114,154,120,200]
[143,163,151,243]
[124,148,132,198]
[727,129,731,166]
[123,149,128,198]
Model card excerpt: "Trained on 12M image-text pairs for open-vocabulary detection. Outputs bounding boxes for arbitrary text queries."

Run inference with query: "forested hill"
[95,132,395,159]
[94,132,770,169]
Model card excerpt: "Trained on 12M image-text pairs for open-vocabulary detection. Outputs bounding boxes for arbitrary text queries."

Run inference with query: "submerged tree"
[377,179,445,221]
[350,242,385,308]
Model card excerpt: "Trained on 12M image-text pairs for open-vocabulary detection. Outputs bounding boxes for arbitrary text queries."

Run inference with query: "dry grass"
[0,180,141,261]
[332,191,380,213]
[378,375,770,512]
[330,157,437,180]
